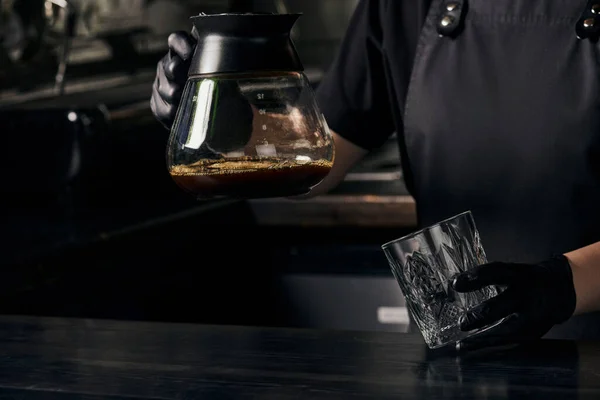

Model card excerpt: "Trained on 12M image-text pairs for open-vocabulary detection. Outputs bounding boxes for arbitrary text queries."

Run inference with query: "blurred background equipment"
[0,0,413,334]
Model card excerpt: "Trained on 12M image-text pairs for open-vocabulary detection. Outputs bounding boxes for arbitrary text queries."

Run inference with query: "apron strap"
[437,0,468,38]
[577,0,600,41]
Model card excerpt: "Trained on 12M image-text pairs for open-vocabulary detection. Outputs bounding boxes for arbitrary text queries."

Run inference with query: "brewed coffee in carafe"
[167,13,335,199]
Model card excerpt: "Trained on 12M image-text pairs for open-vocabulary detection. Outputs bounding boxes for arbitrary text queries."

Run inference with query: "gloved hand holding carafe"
[151,31,197,130]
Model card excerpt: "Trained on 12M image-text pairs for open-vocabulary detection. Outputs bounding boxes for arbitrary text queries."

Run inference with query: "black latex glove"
[451,255,576,351]
[150,30,254,153]
[151,31,197,130]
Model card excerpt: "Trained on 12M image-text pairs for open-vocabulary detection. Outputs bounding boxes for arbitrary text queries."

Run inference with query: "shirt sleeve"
[315,0,395,151]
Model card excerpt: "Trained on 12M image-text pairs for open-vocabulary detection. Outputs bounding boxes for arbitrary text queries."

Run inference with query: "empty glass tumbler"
[382,211,500,349]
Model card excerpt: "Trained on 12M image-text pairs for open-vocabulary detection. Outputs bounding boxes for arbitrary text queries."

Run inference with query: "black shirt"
[315,0,600,264]
[316,0,433,151]
[314,0,600,341]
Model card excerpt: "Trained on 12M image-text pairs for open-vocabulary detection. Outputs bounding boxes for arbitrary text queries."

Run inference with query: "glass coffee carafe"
[167,13,335,199]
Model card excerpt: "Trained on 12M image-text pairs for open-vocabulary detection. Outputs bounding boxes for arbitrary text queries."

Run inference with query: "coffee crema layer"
[170,156,332,199]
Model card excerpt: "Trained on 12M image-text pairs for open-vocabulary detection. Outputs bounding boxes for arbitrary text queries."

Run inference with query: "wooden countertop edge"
[248,195,417,227]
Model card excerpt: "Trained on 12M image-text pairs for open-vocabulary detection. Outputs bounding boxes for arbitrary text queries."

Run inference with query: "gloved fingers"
[149,95,165,129]
[157,56,185,103]
[456,313,524,352]
[150,92,165,129]
[151,78,176,129]
[167,31,196,62]
[452,262,523,292]
[162,50,189,82]
[150,31,195,130]
[459,288,519,331]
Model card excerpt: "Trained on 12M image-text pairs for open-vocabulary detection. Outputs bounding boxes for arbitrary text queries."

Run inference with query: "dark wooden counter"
[1,316,599,399]
[249,195,417,227]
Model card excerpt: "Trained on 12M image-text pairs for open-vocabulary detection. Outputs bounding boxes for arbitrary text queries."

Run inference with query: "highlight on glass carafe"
[167,13,335,199]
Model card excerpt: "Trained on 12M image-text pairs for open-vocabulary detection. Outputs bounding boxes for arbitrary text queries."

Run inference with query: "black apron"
[400,0,600,339]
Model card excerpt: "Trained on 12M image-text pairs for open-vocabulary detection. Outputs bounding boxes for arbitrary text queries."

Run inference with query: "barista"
[151,0,600,348]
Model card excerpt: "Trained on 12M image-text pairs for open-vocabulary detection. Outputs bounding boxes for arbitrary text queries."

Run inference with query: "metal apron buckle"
[437,0,468,38]
[577,0,600,41]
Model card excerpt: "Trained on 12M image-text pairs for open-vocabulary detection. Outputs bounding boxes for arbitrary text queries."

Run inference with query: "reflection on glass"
[382,211,499,349]
[184,79,215,150]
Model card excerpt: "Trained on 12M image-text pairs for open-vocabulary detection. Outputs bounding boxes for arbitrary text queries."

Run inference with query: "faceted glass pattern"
[382,211,499,349]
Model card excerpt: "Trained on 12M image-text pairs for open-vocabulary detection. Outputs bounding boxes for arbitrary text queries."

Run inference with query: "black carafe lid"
[188,13,304,76]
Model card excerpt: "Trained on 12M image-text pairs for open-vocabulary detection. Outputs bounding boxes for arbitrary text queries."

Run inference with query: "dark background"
[0,0,413,333]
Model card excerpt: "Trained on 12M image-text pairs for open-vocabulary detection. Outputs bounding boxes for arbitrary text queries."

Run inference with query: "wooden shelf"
[249,194,417,227]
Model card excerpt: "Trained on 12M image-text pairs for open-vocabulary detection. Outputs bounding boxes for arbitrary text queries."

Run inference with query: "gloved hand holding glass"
[382,211,577,350]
